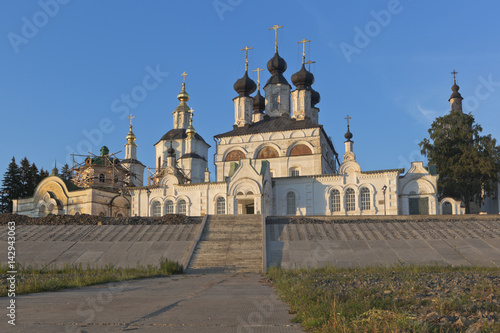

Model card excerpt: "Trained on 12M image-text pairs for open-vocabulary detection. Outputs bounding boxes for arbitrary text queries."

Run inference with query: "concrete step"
[187,214,263,273]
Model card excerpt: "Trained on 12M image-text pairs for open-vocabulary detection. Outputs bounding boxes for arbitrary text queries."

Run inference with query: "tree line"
[0,157,71,213]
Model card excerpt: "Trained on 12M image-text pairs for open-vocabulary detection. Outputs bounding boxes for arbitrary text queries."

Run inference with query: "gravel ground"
[0,213,201,225]
[269,267,500,332]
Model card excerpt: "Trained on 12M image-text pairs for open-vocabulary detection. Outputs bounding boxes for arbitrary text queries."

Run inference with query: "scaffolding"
[69,151,136,190]
[147,159,191,186]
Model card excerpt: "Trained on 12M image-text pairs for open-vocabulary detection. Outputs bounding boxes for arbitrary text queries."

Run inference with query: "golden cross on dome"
[253,67,264,88]
[298,39,311,64]
[451,69,458,83]
[345,115,351,126]
[181,72,188,83]
[241,46,253,71]
[305,60,316,71]
[268,25,284,52]
[127,114,135,126]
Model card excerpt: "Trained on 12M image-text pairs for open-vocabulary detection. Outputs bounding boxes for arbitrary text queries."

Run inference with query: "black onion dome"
[234,70,257,97]
[264,51,290,87]
[345,126,353,141]
[291,64,315,89]
[311,88,320,106]
[253,89,265,113]
[267,51,287,74]
[449,82,463,101]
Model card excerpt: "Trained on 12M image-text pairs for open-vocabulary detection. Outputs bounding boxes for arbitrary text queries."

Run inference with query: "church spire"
[264,25,291,117]
[233,47,256,127]
[173,72,192,129]
[448,69,463,111]
[125,113,137,160]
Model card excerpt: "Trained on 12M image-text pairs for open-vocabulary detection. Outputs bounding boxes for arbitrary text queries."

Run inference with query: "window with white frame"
[330,189,341,212]
[99,173,105,183]
[152,201,161,217]
[360,187,370,211]
[165,200,174,214]
[290,167,300,177]
[178,199,187,215]
[286,192,296,215]
[216,197,225,214]
[345,188,355,212]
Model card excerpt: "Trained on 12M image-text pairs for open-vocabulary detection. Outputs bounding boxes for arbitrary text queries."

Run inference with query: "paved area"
[1,273,303,333]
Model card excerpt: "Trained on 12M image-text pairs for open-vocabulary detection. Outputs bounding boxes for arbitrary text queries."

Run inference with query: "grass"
[267,264,500,332]
[0,257,183,296]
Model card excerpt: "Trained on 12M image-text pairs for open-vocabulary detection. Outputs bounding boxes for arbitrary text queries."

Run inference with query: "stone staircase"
[186,215,263,273]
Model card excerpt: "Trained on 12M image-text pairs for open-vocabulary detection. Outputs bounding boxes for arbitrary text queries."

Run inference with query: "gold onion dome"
[126,126,136,142]
[177,83,190,102]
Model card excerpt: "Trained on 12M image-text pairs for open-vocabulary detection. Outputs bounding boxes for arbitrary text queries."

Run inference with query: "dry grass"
[267,264,500,332]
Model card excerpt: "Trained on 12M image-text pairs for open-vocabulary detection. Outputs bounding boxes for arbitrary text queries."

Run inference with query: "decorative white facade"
[14,33,447,218]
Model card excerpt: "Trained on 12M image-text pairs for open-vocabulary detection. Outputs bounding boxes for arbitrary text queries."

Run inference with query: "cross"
[241,46,253,71]
[451,69,458,83]
[181,72,188,83]
[252,67,264,88]
[268,24,284,52]
[127,114,135,126]
[345,115,351,126]
[305,60,316,72]
[298,39,311,64]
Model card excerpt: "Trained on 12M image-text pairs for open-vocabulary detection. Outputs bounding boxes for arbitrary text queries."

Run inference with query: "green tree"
[419,109,500,213]
[1,157,22,213]
[60,163,72,181]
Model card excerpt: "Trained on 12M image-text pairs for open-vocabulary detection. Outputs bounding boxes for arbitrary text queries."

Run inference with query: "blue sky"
[1,0,499,182]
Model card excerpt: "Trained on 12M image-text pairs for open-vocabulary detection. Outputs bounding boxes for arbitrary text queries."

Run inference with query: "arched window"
[286,192,296,215]
[216,197,225,215]
[290,167,300,177]
[99,173,105,183]
[225,150,245,162]
[289,144,312,156]
[178,199,186,215]
[257,146,279,159]
[152,201,161,217]
[360,187,370,211]
[345,188,355,212]
[330,189,341,213]
[165,200,174,214]
[74,212,80,216]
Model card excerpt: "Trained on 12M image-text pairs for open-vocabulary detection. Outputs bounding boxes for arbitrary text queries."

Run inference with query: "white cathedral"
[15,32,463,218]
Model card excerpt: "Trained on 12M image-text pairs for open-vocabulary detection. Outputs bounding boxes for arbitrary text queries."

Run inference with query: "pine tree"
[1,157,22,213]
[19,157,32,197]
[29,162,40,195]
[60,163,72,181]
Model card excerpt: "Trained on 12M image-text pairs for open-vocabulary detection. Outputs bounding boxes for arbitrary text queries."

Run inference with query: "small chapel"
[14,27,450,217]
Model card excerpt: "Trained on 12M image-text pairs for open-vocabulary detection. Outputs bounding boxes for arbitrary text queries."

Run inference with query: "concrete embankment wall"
[266,215,500,269]
[0,214,203,269]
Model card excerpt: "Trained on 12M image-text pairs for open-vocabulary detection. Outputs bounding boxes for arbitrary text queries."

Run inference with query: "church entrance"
[409,197,429,215]
[236,192,256,214]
